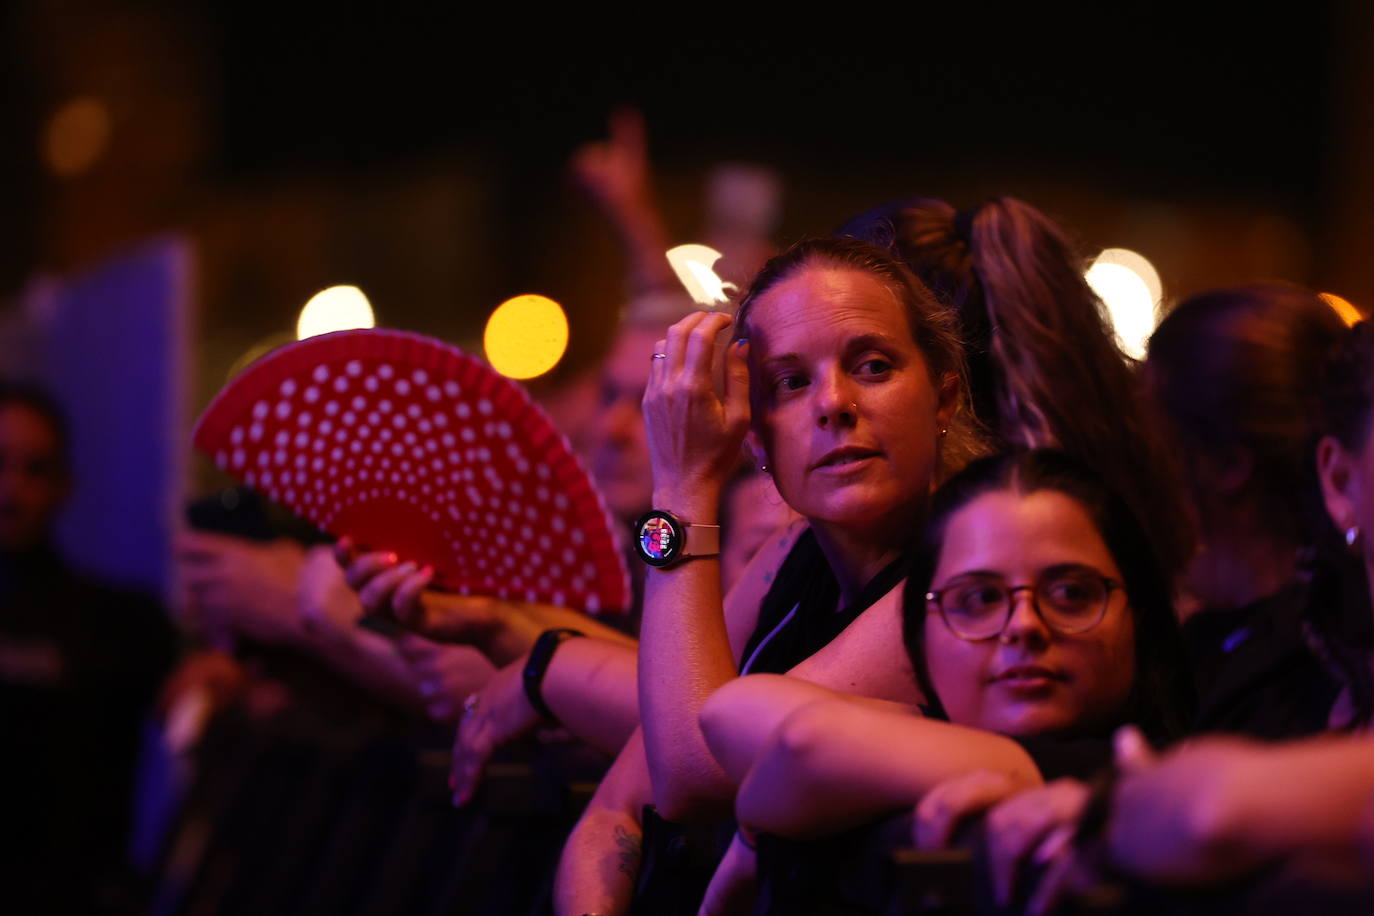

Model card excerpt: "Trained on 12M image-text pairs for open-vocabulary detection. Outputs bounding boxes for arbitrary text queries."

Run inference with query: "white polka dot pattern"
[193,328,629,615]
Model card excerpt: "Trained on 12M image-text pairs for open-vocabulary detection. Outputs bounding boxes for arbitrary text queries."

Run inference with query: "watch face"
[635,511,682,567]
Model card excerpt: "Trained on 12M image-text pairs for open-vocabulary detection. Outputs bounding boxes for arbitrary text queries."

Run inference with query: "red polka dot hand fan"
[193,329,631,615]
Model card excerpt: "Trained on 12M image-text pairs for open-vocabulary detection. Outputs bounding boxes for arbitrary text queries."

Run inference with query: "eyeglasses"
[925,566,1123,641]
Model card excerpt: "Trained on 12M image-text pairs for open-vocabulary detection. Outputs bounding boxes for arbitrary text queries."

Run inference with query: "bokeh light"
[296,285,376,340]
[483,294,569,380]
[42,96,112,178]
[1320,292,1363,327]
[1085,248,1163,360]
[666,244,733,306]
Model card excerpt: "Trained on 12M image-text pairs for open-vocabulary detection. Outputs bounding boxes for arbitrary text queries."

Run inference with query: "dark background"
[3,3,1370,403]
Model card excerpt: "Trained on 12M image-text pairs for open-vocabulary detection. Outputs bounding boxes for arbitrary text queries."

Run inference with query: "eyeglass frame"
[924,567,1125,642]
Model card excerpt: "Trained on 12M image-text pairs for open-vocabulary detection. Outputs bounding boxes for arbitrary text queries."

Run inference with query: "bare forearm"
[554,731,654,916]
[736,701,1039,838]
[1114,738,1374,883]
[638,557,739,819]
[701,675,914,786]
[554,808,642,916]
[312,629,422,709]
[544,638,640,756]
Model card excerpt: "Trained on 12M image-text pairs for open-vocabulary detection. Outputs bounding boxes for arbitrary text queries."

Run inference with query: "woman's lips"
[991,665,1066,691]
[810,447,881,472]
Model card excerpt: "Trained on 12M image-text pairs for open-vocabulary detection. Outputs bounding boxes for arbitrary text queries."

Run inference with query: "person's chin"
[808,488,915,530]
[992,702,1078,738]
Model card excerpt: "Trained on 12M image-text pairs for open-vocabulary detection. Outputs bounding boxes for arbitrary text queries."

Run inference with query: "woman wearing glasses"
[698,450,1192,850]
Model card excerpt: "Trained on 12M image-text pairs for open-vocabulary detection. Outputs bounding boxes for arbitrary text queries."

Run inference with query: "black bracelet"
[522,628,585,723]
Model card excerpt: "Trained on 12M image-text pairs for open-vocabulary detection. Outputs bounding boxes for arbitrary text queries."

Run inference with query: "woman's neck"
[810,508,919,603]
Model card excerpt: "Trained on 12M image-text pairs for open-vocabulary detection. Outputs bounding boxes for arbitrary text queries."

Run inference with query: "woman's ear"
[742,430,767,473]
[1317,435,1361,537]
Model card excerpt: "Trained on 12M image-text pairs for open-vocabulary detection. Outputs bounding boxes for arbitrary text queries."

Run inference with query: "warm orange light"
[484,294,569,380]
[42,96,112,178]
[1320,292,1363,327]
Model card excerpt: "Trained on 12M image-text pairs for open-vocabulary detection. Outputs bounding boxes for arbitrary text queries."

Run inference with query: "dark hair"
[735,236,985,477]
[1320,320,1374,453]
[901,449,1195,746]
[1147,284,1346,546]
[839,197,1193,581]
[0,378,70,470]
[1314,319,1374,728]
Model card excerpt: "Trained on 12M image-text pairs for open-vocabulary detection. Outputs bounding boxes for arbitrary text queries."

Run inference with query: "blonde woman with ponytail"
[840,196,1193,581]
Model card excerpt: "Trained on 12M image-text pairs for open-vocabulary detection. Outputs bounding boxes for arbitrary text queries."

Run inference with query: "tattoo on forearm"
[614,825,642,877]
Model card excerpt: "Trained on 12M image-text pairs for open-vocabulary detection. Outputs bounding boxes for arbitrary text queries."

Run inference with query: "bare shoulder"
[788,580,925,705]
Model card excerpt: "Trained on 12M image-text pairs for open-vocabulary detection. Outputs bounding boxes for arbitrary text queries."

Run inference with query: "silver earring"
[939,428,948,438]
[1347,526,1361,548]
[759,464,769,474]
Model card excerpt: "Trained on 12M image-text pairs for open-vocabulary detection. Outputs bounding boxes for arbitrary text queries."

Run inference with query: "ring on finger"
[651,352,668,360]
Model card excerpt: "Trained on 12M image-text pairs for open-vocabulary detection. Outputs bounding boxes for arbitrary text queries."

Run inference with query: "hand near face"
[641,311,751,517]
[177,531,306,647]
[449,656,542,806]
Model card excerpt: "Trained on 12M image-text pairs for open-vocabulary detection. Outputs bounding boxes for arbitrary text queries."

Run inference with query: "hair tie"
[951,207,979,246]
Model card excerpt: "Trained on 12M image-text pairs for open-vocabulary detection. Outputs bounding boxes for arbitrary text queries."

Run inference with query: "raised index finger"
[682,312,735,379]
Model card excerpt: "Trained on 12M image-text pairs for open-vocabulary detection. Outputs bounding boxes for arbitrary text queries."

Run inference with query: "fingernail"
[385,552,399,564]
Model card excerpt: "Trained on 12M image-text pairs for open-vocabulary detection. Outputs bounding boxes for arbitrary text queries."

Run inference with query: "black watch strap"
[523,628,585,722]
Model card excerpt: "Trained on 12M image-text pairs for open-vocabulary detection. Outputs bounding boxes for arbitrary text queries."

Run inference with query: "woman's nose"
[814,371,857,429]
[998,589,1053,648]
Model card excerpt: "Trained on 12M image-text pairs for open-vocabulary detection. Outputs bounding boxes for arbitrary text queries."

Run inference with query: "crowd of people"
[8,114,1374,915]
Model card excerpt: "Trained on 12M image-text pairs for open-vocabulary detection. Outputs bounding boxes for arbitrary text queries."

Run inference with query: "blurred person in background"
[0,379,176,913]
[1145,284,1354,737]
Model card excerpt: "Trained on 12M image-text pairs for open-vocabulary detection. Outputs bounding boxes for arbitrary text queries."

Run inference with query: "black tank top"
[738,529,910,675]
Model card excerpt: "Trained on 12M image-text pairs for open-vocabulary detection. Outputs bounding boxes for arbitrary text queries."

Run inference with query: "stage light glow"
[296,286,376,340]
[1320,292,1363,327]
[484,294,569,380]
[42,96,112,178]
[1085,248,1163,359]
[666,244,734,307]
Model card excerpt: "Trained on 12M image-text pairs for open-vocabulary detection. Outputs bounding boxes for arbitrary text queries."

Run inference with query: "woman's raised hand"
[642,311,751,518]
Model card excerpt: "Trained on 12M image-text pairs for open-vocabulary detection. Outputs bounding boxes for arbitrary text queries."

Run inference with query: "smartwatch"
[632,510,721,568]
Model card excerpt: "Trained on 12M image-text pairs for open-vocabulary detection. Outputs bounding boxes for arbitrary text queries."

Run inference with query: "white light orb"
[297,285,375,340]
